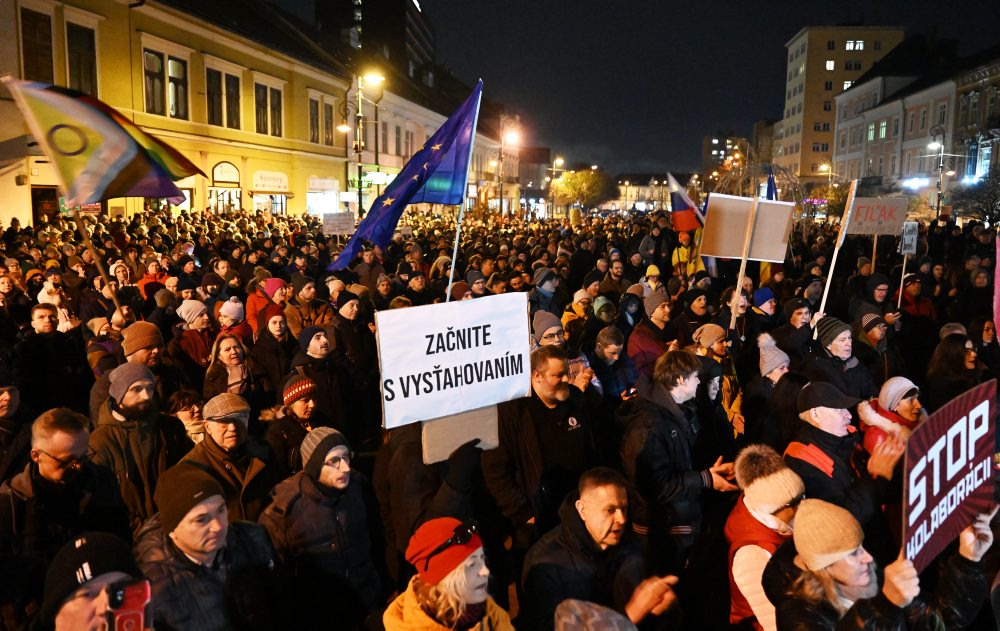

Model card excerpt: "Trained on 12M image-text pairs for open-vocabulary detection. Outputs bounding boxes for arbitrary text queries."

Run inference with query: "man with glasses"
[0,408,129,562]
[259,427,384,626]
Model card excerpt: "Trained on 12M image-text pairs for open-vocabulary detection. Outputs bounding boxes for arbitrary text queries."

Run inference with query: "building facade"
[954,50,1000,185]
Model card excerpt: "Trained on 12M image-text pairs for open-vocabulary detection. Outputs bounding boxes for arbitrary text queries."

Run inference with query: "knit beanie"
[816,317,850,347]
[336,290,360,311]
[202,393,250,422]
[781,297,809,321]
[450,281,471,301]
[792,499,864,571]
[154,288,174,309]
[692,323,726,348]
[878,376,919,413]
[752,287,775,308]
[593,296,613,316]
[122,321,163,356]
[108,363,155,404]
[40,533,141,623]
[176,277,197,293]
[573,289,590,304]
[626,283,645,298]
[532,310,563,344]
[200,272,223,289]
[86,317,109,338]
[176,299,208,325]
[154,464,226,534]
[758,332,790,377]
[533,266,556,287]
[405,517,482,586]
[856,257,871,271]
[860,312,885,333]
[283,374,316,407]
[466,270,485,285]
[258,302,285,334]
[644,292,669,318]
[734,444,805,515]
[583,270,603,289]
[299,325,325,353]
[290,273,311,297]
[218,297,244,322]
[646,264,661,278]
[301,426,349,480]
[262,277,287,300]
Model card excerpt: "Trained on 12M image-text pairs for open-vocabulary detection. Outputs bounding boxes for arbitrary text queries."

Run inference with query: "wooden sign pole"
[814,179,859,337]
[730,196,760,331]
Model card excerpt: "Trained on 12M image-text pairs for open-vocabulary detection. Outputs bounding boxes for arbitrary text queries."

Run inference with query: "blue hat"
[753,287,776,308]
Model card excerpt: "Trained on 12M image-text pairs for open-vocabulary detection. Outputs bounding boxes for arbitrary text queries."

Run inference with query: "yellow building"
[774,26,905,187]
[0,0,356,225]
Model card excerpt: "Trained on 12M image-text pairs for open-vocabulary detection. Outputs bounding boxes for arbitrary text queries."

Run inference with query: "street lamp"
[928,125,945,218]
[547,156,565,218]
[337,71,384,218]
[496,115,520,216]
[618,180,631,212]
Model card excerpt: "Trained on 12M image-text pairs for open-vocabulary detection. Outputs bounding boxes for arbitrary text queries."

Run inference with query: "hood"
[555,492,607,558]
[865,273,891,304]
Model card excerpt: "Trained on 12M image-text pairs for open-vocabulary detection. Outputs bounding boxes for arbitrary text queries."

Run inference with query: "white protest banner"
[900,221,919,254]
[375,291,531,429]
[699,193,794,262]
[422,405,499,464]
[846,197,907,235]
[323,212,355,235]
[400,225,414,238]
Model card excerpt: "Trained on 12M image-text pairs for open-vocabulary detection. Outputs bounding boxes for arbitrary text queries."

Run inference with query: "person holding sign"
[771,499,995,630]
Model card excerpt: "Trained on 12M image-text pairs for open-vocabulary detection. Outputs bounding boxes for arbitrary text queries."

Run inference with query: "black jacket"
[804,350,878,402]
[180,435,285,522]
[249,331,298,401]
[13,330,93,412]
[285,352,351,439]
[520,494,643,631]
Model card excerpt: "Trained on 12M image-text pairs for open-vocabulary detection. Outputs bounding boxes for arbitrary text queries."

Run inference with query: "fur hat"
[758,332,790,377]
[735,444,805,515]
[792,499,863,571]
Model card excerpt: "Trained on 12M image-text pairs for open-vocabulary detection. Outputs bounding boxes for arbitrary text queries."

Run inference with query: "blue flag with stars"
[328,80,483,270]
[765,167,778,201]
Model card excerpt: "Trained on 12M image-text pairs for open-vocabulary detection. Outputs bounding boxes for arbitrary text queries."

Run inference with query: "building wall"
[774,26,905,184]
[954,57,1000,184]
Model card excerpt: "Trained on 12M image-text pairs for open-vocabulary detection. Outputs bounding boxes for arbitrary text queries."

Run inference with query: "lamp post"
[546,156,565,219]
[618,180,631,212]
[928,125,946,219]
[337,71,384,218]
[494,115,520,216]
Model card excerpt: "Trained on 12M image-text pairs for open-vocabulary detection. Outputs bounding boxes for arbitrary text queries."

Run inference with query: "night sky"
[422,0,1000,175]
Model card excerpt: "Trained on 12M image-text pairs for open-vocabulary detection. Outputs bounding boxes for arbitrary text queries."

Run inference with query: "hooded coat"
[382,577,513,631]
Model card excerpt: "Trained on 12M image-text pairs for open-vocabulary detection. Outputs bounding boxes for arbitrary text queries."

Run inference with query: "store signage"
[253,170,289,193]
[307,176,338,192]
[212,162,240,185]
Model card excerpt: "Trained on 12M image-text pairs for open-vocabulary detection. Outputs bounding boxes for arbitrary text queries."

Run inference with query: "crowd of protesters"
[0,204,998,630]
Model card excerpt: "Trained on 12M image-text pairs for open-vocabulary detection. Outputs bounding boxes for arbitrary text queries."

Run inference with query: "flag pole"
[897,253,907,309]
[814,178,858,338]
[445,80,483,303]
[72,209,124,314]
[730,195,760,331]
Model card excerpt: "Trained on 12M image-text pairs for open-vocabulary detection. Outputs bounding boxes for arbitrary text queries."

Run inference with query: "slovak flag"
[668,173,704,232]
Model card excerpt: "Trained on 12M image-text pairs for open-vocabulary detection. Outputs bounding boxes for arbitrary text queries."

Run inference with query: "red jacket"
[725,496,790,628]
[858,399,920,455]
[626,320,672,379]
[245,288,272,337]
[898,290,937,322]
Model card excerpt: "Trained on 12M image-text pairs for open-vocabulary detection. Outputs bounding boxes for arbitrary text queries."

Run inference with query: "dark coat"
[135,516,287,631]
[202,358,272,413]
[88,361,191,424]
[263,410,309,474]
[285,352,352,439]
[0,462,130,563]
[180,434,285,522]
[324,312,377,389]
[13,329,93,413]
[248,330,298,399]
[803,350,878,402]
[0,408,34,483]
[520,495,643,631]
[258,471,383,624]
[88,401,192,532]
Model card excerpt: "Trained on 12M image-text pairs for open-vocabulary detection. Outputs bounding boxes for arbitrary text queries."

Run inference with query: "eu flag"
[329,80,483,270]
[765,167,778,201]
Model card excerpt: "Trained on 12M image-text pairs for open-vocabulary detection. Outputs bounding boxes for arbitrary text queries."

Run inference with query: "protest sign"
[421,405,499,464]
[374,291,531,429]
[900,221,919,254]
[699,193,794,262]
[903,379,996,573]
[323,212,355,235]
[400,225,414,238]
[846,197,907,235]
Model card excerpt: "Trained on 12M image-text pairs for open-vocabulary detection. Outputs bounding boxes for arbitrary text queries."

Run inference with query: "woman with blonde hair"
[384,517,513,630]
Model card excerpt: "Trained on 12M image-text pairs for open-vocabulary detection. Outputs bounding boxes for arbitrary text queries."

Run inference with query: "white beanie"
[878,376,918,412]
[176,299,208,325]
[735,444,805,515]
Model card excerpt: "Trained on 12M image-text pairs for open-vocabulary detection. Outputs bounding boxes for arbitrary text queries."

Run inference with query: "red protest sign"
[903,379,996,573]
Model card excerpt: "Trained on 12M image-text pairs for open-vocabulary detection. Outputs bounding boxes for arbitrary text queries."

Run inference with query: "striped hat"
[283,374,316,407]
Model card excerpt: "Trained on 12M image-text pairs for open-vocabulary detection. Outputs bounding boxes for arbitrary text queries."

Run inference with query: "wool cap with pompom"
[734,444,804,515]
[758,332,790,377]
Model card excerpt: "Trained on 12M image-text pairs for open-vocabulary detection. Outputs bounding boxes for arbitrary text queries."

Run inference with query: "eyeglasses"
[323,451,355,469]
[540,332,564,341]
[38,450,89,471]
[422,521,478,571]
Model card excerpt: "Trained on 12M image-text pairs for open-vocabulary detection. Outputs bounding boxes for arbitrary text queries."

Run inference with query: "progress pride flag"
[903,379,996,573]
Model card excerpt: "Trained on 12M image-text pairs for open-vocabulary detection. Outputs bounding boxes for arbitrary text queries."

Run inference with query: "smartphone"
[106,579,153,631]
[627,386,638,397]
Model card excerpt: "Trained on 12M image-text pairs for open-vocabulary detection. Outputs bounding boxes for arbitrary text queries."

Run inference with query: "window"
[919,108,927,130]
[206,69,223,126]
[891,155,897,174]
[824,80,833,91]
[813,122,822,132]
[67,23,97,95]
[850,129,857,146]
[843,80,853,90]
[893,118,900,136]
[874,40,881,50]
[381,121,388,152]
[824,101,832,112]
[878,157,883,175]
[254,82,282,136]
[255,83,268,133]
[844,60,861,71]
[845,40,855,50]
[822,122,831,131]
[826,60,835,71]
[167,58,187,119]
[323,102,334,146]
[970,93,979,125]
[207,66,240,128]
[938,104,947,125]
[405,130,414,158]
[225,74,240,129]
[269,88,282,136]
[907,112,915,132]
[827,40,836,50]
[20,8,53,83]
[959,97,968,126]
[394,125,401,155]
[839,132,847,149]
[867,123,875,142]
[309,98,319,143]
[144,50,165,115]
[879,121,887,139]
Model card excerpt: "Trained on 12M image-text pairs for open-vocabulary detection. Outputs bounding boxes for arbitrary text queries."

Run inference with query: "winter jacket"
[324,311,377,389]
[782,423,886,526]
[88,361,191,424]
[803,350,877,402]
[217,319,253,348]
[617,380,710,535]
[626,319,673,379]
[245,287,273,337]
[167,325,213,384]
[202,358,272,414]
[283,296,333,338]
[769,323,815,372]
[262,410,310,474]
[137,270,168,300]
[135,516,286,631]
[528,286,562,317]
[285,352,351,438]
[180,434,285,522]
[0,409,33,483]
[725,495,792,631]
[858,399,924,456]
[258,471,383,624]
[383,577,513,631]
[249,330,297,397]
[13,329,93,413]
[520,494,643,631]
[0,461,130,563]
[852,332,903,388]
[88,401,192,532]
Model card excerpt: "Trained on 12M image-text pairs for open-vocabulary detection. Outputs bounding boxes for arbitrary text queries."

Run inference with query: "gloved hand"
[445,439,482,492]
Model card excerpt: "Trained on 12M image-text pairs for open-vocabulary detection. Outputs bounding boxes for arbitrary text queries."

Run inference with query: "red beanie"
[405,517,482,585]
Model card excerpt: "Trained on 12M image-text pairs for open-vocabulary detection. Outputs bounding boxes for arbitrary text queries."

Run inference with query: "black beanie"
[40,533,140,623]
[298,325,325,353]
[336,290,360,311]
[154,464,225,534]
